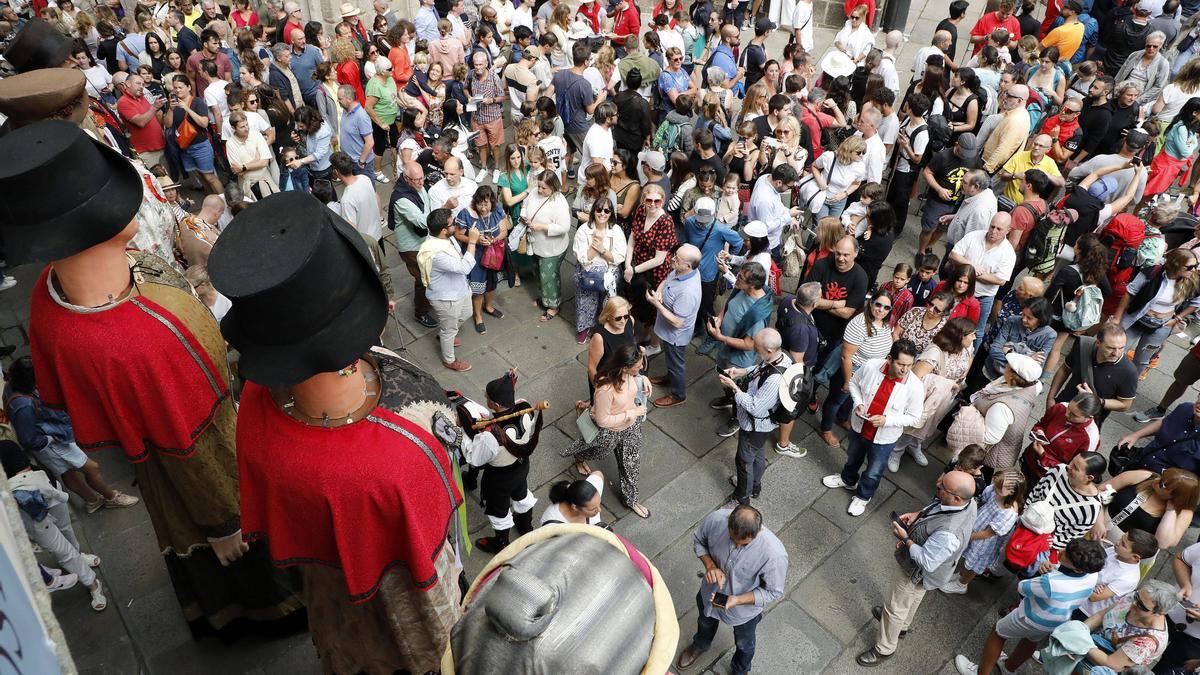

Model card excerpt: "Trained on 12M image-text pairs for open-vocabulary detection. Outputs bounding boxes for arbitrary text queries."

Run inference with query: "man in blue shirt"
[1122,396,1200,475]
[287,27,325,108]
[648,245,703,407]
[414,0,440,41]
[682,196,743,334]
[657,47,696,121]
[337,85,375,176]
[706,24,740,88]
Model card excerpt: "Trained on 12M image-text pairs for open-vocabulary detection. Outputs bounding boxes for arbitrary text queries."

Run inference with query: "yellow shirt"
[1000,151,1061,204]
[1041,22,1084,62]
[183,8,203,30]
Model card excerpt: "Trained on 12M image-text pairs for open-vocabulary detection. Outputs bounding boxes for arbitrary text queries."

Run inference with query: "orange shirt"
[388,46,412,90]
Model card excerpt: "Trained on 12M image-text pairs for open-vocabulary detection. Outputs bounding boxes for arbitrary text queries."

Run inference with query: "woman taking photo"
[539,472,606,526]
[809,135,867,219]
[561,344,652,519]
[932,263,981,322]
[455,186,510,334]
[523,172,572,322]
[1096,467,1200,549]
[1114,248,1200,376]
[1021,391,1102,482]
[225,111,278,199]
[818,289,895,447]
[365,56,400,182]
[573,199,628,343]
[168,75,223,195]
[892,290,953,353]
[625,185,678,345]
[889,317,977,472]
[723,121,762,189]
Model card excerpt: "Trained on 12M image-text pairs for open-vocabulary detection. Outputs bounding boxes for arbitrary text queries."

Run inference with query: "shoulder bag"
[175,107,198,150]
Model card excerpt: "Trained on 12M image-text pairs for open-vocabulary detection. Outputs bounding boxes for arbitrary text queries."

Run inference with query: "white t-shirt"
[861,133,886,184]
[951,230,1017,297]
[339,176,383,241]
[220,109,271,141]
[579,123,613,172]
[583,65,620,96]
[1148,277,1177,314]
[813,152,867,197]
[204,80,229,120]
[1154,84,1194,123]
[791,0,813,51]
[895,118,930,174]
[537,136,568,183]
[429,178,480,215]
[539,473,604,526]
[1169,542,1200,639]
[875,54,899,95]
[658,27,685,57]
[877,114,899,162]
[1077,547,1142,617]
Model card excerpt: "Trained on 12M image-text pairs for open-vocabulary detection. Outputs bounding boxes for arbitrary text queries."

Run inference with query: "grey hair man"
[858,470,978,666]
[942,170,997,246]
[717,327,792,506]
[857,108,886,183]
[649,244,704,408]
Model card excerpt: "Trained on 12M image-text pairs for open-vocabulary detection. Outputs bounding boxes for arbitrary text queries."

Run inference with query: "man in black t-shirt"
[1046,323,1137,427]
[936,0,970,61]
[802,235,868,363]
[1068,77,1114,169]
[687,129,729,185]
[918,133,981,254]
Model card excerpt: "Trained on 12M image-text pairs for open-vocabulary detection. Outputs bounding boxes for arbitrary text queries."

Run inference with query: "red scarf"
[237,382,462,602]
[29,266,229,462]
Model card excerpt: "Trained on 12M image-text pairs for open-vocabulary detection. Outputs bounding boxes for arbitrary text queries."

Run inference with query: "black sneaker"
[416,314,437,328]
[709,397,733,410]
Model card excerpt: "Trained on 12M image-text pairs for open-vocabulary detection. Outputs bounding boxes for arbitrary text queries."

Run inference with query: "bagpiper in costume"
[456,369,543,553]
[209,192,464,675]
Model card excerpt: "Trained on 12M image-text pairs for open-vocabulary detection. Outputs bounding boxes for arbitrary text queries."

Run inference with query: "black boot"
[513,510,534,535]
[475,528,510,554]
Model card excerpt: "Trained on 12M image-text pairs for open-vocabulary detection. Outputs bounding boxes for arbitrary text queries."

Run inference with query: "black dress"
[588,320,637,397]
[1107,485,1163,536]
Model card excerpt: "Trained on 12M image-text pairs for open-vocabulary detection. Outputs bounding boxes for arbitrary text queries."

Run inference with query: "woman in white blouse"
[809,135,867,219]
[572,199,628,343]
[226,112,279,199]
[73,45,113,105]
[524,172,573,321]
[833,5,874,64]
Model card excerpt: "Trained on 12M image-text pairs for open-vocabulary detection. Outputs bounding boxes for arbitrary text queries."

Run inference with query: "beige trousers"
[876,565,929,656]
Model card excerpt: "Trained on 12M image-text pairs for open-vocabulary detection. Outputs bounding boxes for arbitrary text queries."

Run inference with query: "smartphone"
[890,511,904,527]
[712,592,729,608]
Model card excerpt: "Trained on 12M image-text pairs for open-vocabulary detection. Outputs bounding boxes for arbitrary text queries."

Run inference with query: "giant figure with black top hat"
[208,191,465,674]
[0,120,305,638]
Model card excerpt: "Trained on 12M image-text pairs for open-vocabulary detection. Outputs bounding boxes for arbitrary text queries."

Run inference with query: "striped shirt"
[843,314,895,369]
[1027,464,1105,551]
[1016,569,1099,630]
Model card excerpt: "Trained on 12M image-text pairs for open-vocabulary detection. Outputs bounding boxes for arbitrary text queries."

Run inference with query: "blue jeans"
[692,591,761,675]
[663,342,687,399]
[816,196,848,220]
[973,294,995,354]
[734,429,769,504]
[840,433,897,501]
[1125,317,1173,374]
[820,367,852,432]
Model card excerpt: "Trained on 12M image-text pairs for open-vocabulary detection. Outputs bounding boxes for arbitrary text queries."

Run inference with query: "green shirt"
[497,170,529,223]
[391,188,431,252]
[365,76,398,126]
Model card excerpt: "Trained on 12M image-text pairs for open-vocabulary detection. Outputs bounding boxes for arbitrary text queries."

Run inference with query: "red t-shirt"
[282,19,303,44]
[185,51,233,96]
[969,12,1021,54]
[1011,198,1046,249]
[1041,114,1080,149]
[117,93,166,153]
[931,280,981,323]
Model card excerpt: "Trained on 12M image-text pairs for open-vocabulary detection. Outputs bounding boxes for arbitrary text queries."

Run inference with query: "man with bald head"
[389,160,438,327]
[717,328,793,506]
[428,156,479,216]
[649,244,703,408]
[998,133,1063,206]
[288,26,325,107]
[951,212,1017,350]
[912,30,953,78]
[980,83,1031,174]
[856,468,978,666]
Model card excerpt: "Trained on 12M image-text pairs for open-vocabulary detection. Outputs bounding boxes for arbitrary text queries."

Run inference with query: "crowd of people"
[11,0,1200,671]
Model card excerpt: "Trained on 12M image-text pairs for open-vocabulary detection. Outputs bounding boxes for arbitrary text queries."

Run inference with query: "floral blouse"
[629,206,678,286]
[897,307,948,354]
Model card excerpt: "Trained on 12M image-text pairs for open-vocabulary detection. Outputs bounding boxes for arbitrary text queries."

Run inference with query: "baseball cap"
[694,197,716,224]
[638,149,666,173]
[956,132,978,151]
[1134,0,1154,13]
[754,17,776,35]
[1124,128,1150,150]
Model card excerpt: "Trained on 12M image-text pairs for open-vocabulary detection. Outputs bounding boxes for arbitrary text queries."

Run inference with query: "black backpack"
[1024,206,1067,268]
[925,114,953,158]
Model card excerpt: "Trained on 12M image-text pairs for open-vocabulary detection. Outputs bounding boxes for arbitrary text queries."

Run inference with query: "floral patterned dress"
[627,206,678,324]
[896,307,948,354]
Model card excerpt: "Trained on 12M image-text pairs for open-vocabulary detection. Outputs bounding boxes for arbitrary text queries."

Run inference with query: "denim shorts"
[181,139,216,173]
[31,440,88,476]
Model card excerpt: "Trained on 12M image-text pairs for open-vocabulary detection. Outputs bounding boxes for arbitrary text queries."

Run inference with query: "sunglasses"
[644,198,663,204]
[873,302,892,310]
[1135,595,1156,613]
[1187,263,1200,271]
[1062,109,1081,115]
[595,206,613,214]
[613,314,630,321]
[928,305,945,315]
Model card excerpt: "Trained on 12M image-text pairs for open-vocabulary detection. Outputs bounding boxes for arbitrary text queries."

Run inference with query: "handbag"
[1108,443,1146,477]
[175,113,198,150]
[480,240,506,270]
[575,409,599,443]
[579,267,607,292]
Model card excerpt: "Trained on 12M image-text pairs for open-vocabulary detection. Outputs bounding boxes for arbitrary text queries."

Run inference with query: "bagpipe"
[445,391,548,460]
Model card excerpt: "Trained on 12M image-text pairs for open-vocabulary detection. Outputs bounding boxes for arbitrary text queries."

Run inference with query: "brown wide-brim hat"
[0,69,88,127]
[3,19,73,73]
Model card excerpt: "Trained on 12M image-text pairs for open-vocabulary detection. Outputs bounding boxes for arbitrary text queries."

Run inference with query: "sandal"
[574,461,591,475]
[630,503,651,519]
[89,580,107,612]
[474,321,486,334]
[483,306,504,319]
[539,310,558,322]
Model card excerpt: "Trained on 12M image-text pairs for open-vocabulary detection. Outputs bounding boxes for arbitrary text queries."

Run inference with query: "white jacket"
[524,192,572,257]
[848,358,926,445]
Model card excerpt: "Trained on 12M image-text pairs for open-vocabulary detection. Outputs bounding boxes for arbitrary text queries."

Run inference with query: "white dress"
[834,21,875,61]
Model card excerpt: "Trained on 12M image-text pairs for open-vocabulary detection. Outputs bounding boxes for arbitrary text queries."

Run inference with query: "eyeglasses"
[1061,108,1081,115]
[613,314,630,321]
[873,302,892,310]
[1146,43,1162,49]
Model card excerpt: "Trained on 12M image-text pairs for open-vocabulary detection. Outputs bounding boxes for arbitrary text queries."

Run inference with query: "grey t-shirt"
[1067,154,1147,205]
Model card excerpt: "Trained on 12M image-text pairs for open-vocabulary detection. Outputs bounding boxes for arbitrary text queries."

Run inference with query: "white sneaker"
[491,169,501,183]
[775,442,807,458]
[954,654,979,675]
[909,445,929,467]
[47,572,77,593]
[887,451,902,473]
[822,474,853,490]
[847,496,870,516]
[941,579,969,594]
[0,277,17,292]
[374,171,390,183]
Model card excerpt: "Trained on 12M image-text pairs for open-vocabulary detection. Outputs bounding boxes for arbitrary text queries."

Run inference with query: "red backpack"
[1100,213,1147,276]
[1004,526,1052,571]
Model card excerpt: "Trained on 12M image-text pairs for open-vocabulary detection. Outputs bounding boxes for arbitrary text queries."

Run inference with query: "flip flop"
[630,503,651,519]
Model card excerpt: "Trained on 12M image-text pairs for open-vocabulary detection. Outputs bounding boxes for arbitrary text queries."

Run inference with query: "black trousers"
[887,168,919,238]
[480,459,531,519]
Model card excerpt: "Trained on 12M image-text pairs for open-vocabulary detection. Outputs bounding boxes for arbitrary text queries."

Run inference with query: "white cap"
[694,196,716,223]
[1005,352,1042,383]
[743,220,768,238]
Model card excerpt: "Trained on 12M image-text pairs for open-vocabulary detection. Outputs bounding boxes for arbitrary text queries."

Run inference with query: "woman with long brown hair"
[1097,468,1200,549]
[572,163,617,225]
[1042,233,1111,372]
[1114,247,1200,376]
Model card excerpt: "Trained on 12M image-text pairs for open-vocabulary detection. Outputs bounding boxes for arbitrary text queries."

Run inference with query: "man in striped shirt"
[954,538,1106,675]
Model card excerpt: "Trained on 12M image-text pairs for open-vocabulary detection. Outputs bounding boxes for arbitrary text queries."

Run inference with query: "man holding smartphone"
[676,505,788,673]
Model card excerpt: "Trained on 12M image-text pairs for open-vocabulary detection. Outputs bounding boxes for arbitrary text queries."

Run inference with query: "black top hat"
[0,120,140,265]
[208,192,387,388]
[3,20,73,73]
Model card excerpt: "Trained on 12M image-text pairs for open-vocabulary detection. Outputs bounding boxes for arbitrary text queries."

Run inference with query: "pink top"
[593,376,641,431]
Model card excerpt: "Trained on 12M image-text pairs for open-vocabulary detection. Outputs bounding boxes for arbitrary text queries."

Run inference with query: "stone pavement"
[15,1,1200,673]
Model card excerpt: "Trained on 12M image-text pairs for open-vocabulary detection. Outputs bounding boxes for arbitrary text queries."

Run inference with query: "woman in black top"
[1097,468,1200,549]
[857,202,896,288]
[613,68,654,158]
[1097,82,1142,155]
[942,67,982,137]
[143,32,169,79]
[577,296,638,408]
[1042,233,1111,372]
